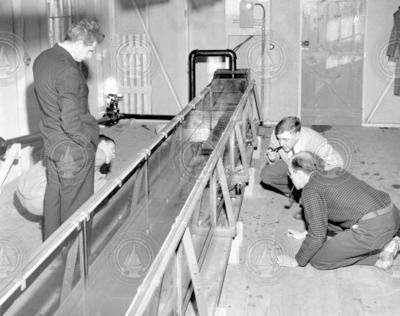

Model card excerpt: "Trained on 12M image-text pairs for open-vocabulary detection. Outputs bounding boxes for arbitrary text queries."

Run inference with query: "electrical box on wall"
[225,0,269,36]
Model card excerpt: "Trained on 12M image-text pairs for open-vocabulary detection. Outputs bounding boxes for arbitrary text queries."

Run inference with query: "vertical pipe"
[185,0,190,97]
[255,2,266,122]
[189,50,197,102]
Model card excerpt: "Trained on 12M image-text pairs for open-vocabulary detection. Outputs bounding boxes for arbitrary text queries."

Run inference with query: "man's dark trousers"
[310,204,400,270]
[43,141,95,240]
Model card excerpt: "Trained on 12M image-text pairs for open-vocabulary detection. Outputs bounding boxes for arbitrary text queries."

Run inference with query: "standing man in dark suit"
[33,19,105,240]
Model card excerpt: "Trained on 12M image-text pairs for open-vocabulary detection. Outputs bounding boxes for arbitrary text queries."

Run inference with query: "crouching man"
[280,151,400,270]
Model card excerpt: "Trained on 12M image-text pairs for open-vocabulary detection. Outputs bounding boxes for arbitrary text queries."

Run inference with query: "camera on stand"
[101,94,123,126]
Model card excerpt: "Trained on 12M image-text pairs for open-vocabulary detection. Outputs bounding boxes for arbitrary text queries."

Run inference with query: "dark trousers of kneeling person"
[310,203,400,270]
[42,141,95,240]
[260,160,301,200]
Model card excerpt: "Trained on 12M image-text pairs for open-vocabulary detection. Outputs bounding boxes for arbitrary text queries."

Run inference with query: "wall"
[189,0,226,99]
[0,0,300,139]
[0,0,229,140]
[363,0,400,125]
[2,0,398,142]
[0,0,228,184]
[269,0,300,122]
[0,0,104,139]
[90,0,227,116]
[147,0,187,113]
[225,0,300,124]
[0,0,47,139]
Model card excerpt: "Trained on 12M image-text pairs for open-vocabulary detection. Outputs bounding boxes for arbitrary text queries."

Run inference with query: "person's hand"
[277,255,298,267]
[287,229,308,241]
[265,147,279,163]
[97,140,116,164]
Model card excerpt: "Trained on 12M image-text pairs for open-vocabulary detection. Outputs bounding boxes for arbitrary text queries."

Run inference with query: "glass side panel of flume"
[4,81,244,315]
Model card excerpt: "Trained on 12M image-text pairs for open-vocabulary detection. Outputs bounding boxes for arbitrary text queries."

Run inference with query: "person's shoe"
[375,236,400,270]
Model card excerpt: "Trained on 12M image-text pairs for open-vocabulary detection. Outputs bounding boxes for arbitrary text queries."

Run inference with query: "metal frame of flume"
[0,80,260,315]
[125,81,260,315]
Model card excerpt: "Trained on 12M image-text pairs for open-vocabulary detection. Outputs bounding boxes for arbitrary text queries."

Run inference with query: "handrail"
[125,81,255,315]
[0,78,259,315]
[0,84,212,312]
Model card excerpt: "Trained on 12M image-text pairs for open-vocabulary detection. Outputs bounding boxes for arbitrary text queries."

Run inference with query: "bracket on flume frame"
[98,94,175,127]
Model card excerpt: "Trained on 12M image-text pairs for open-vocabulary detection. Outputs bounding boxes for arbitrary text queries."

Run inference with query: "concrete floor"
[218,125,400,316]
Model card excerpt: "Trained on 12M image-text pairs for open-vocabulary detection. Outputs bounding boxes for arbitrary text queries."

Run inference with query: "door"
[301,0,366,125]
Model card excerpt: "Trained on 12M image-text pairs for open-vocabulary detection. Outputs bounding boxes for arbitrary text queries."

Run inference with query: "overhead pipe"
[188,49,237,101]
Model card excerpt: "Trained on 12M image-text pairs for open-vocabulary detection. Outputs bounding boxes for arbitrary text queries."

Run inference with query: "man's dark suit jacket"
[33,43,99,153]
